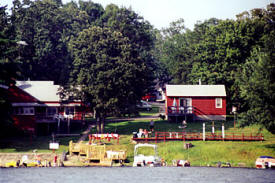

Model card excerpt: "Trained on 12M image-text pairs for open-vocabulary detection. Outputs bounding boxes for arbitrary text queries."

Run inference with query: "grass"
[139,106,159,116]
[103,119,275,167]
[0,117,274,167]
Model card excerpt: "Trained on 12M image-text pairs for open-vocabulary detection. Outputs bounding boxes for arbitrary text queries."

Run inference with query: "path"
[77,124,95,142]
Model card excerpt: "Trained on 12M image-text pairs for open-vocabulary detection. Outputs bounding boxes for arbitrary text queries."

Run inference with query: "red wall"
[12,115,36,130]
[192,97,226,115]
[8,86,38,103]
[166,96,226,115]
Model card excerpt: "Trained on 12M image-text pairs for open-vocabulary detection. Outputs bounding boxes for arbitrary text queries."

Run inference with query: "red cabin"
[8,81,85,134]
[165,85,226,121]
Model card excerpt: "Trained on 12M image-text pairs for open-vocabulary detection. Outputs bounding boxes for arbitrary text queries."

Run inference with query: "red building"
[8,81,85,134]
[165,85,226,121]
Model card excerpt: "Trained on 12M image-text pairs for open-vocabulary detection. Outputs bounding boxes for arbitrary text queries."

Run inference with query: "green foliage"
[69,26,154,132]
[99,4,156,93]
[0,6,18,138]
[238,31,275,133]
[10,0,104,84]
[158,4,275,133]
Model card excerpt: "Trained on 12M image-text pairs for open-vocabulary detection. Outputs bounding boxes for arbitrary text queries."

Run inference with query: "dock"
[133,131,264,142]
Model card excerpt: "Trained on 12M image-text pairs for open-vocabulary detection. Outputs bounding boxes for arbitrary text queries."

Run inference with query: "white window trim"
[216,98,222,108]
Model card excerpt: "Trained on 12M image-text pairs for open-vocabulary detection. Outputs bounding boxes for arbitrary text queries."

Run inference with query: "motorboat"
[133,143,161,167]
[255,156,275,169]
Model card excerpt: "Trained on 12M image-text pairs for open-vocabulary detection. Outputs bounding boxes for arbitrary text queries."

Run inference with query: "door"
[179,98,192,114]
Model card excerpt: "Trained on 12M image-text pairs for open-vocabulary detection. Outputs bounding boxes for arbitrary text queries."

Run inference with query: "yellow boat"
[5,161,17,168]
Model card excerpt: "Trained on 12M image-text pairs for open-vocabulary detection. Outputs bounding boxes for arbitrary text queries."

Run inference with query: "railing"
[35,114,55,122]
[132,131,264,142]
[35,112,84,122]
[167,106,194,115]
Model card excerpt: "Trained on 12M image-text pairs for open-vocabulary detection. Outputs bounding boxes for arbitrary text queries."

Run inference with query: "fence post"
[203,123,205,141]
[222,123,225,140]
[212,121,215,134]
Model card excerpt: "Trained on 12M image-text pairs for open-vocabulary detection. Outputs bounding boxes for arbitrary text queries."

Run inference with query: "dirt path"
[77,124,94,142]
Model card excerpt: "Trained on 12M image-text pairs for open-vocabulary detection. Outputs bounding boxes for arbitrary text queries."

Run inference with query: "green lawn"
[104,119,275,167]
[0,118,274,167]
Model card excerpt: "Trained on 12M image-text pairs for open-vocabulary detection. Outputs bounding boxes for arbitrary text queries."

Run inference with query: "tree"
[78,0,104,25]
[69,26,148,133]
[99,4,156,93]
[11,0,80,84]
[0,6,18,137]
[238,31,275,133]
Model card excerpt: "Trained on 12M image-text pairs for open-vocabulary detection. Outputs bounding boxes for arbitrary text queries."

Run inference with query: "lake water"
[0,167,274,183]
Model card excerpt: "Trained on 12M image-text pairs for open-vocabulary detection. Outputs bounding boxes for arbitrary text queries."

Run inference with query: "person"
[182,120,187,127]
[149,120,155,130]
[22,155,28,167]
[143,129,148,138]
[36,155,42,167]
[53,155,58,167]
[161,158,167,166]
[137,128,143,138]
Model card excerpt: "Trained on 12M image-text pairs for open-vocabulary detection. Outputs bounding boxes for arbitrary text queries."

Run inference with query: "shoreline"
[0,152,257,169]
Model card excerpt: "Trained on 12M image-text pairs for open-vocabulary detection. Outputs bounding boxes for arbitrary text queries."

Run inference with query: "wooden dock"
[68,141,126,166]
[132,131,264,142]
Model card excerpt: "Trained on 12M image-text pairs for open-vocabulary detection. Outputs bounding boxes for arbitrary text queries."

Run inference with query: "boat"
[133,143,161,167]
[255,156,275,169]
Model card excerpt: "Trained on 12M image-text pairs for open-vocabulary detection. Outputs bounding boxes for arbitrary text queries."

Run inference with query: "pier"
[132,131,264,142]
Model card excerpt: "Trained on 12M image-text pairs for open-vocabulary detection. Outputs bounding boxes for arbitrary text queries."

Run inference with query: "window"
[216,98,222,108]
[14,107,34,115]
[47,107,57,116]
[65,107,74,115]
[23,107,34,115]
[179,98,192,113]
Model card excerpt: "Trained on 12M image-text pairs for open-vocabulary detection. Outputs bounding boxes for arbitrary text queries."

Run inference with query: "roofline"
[0,84,9,89]
[12,102,82,107]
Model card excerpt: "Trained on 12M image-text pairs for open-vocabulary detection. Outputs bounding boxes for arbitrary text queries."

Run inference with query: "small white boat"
[255,156,275,169]
[133,144,161,167]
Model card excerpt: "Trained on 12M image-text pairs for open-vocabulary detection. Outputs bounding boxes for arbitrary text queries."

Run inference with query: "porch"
[167,106,194,116]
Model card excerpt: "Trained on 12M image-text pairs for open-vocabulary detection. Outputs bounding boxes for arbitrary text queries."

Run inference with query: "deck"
[133,131,264,142]
[167,106,194,116]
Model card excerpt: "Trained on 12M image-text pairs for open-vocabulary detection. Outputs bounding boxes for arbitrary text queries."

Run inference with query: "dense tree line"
[157,4,274,133]
[0,0,274,133]
[0,0,156,133]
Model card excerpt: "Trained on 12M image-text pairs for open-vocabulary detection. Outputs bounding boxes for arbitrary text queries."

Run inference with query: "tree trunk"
[96,116,101,133]
[95,110,105,134]
[100,117,105,134]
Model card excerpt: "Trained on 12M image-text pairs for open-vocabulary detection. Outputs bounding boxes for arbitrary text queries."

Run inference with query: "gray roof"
[16,81,61,102]
[166,85,226,97]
